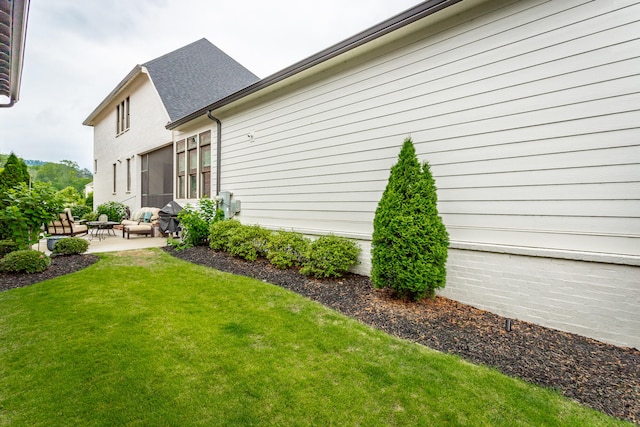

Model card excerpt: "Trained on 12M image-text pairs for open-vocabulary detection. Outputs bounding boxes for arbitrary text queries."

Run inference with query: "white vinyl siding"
[214,0,639,263]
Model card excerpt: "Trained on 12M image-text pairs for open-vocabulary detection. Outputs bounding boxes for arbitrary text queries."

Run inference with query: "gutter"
[167,0,461,130]
[206,111,222,195]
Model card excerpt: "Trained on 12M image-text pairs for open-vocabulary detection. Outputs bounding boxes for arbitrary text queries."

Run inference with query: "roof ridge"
[143,37,210,67]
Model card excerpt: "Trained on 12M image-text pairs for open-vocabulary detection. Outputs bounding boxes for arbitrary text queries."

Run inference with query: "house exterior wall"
[177,0,640,348]
[92,72,172,211]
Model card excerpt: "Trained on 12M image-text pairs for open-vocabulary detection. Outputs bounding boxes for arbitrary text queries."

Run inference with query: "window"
[175,131,213,199]
[176,139,185,198]
[112,163,117,193]
[116,96,130,135]
[187,136,198,198]
[200,131,211,198]
[126,158,131,192]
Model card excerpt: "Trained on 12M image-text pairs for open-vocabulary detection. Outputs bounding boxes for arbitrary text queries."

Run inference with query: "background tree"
[32,160,92,193]
[371,137,449,300]
[0,153,30,194]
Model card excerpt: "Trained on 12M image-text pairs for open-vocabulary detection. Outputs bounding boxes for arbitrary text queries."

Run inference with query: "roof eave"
[0,0,30,107]
[166,0,462,129]
[82,65,144,126]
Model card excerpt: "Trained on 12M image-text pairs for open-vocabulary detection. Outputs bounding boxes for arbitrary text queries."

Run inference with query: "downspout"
[206,111,222,196]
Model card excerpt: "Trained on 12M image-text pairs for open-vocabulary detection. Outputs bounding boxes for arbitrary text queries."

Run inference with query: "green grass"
[0,249,629,426]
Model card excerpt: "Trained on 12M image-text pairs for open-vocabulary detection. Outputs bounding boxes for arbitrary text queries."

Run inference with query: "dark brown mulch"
[165,246,639,425]
[0,254,99,292]
[1,248,637,423]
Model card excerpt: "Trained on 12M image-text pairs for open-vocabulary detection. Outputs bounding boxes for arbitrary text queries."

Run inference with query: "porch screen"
[141,144,173,208]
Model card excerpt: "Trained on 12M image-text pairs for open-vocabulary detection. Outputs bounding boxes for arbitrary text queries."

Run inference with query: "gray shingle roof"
[144,38,259,122]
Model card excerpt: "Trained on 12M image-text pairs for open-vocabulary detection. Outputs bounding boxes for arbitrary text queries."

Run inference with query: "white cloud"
[0,0,421,169]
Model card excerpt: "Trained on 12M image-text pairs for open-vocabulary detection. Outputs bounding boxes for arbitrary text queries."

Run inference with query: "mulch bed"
[1,248,637,423]
[0,254,99,292]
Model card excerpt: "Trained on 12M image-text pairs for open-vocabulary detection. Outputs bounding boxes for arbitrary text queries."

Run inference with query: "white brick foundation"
[439,249,640,349]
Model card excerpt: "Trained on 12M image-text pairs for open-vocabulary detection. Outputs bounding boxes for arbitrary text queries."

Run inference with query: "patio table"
[86,221,120,241]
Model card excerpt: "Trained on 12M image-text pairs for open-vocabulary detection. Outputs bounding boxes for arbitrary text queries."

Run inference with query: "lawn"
[0,249,629,426]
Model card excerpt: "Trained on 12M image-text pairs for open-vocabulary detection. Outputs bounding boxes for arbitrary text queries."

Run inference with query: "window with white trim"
[116,97,130,135]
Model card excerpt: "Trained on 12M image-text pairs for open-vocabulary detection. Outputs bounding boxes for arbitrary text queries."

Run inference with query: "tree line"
[0,153,92,195]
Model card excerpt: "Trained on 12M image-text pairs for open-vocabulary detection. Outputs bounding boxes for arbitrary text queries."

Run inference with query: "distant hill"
[24,159,46,166]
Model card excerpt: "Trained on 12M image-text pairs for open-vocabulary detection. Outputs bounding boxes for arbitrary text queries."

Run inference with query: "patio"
[34,228,167,255]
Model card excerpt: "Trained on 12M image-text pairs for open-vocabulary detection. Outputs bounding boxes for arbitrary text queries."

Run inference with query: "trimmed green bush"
[371,137,449,300]
[0,250,51,274]
[209,220,243,251]
[266,230,310,269]
[0,239,21,258]
[228,224,271,262]
[301,235,360,279]
[51,237,89,256]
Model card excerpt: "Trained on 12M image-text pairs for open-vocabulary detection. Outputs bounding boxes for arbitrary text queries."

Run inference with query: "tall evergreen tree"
[371,137,449,300]
[0,153,30,194]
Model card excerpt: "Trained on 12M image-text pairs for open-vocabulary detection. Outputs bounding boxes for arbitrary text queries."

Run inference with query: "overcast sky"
[0,0,422,170]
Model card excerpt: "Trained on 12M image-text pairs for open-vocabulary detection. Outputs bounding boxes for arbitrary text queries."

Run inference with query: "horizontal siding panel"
[442,214,640,236]
[237,181,386,195]
[243,191,381,204]
[240,208,374,226]
[433,145,640,176]
[440,182,640,202]
[223,158,394,184]
[221,6,640,150]
[239,201,378,214]
[227,171,388,191]
[448,227,638,257]
[221,0,635,140]
[436,164,640,187]
[439,200,637,217]
[214,0,640,260]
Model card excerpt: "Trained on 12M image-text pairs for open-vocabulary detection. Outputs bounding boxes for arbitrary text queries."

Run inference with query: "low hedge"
[208,221,360,278]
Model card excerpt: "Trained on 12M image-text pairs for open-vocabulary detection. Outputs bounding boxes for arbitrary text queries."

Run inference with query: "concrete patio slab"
[34,229,168,255]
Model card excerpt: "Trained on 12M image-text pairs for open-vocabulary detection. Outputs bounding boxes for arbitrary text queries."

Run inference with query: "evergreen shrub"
[371,137,449,300]
[51,237,89,256]
[301,235,360,279]
[0,239,20,258]
[0,250,50,274]
[227,224,271,261]
[266,230,310,269]
[209,220,242,251]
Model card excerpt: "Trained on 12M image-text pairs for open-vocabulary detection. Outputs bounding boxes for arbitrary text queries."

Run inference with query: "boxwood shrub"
[227,224,271,262]
[51,237,89,256]
[266,230,310,269]
[0,250,51,274]
[209,219,243,251]
[301,235,360,279]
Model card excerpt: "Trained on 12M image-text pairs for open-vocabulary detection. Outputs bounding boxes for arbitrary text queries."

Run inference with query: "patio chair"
[61,208,88,236]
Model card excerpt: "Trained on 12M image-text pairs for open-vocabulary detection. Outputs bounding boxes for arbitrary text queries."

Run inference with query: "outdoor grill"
[158,201,183,236]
